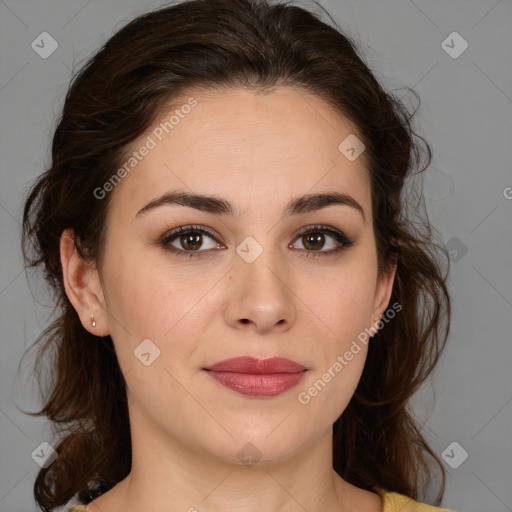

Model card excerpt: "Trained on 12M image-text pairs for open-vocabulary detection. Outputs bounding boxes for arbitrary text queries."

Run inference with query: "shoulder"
[376,488,456,512]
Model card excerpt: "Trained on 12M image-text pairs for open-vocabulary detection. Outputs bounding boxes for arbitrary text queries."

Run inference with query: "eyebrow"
[135,190,366,224]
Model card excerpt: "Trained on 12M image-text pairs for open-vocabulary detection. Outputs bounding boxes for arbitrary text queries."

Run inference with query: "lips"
[203,357,307,397]
[203,356,307,374]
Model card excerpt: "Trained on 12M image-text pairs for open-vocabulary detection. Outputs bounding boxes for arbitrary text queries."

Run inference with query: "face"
[75,86,395,466]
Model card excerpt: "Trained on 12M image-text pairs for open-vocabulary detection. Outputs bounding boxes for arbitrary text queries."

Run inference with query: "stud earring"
[91,316,96,328]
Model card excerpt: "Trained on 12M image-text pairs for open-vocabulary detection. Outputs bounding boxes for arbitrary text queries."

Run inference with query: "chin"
[196,427,306,468]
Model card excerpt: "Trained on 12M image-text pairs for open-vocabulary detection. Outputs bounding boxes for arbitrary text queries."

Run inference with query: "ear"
[60,228,109,336]
[370,258,398,331]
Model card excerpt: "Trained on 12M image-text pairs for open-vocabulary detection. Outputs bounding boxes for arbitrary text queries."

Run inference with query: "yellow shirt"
[376,488,455,511]
[67,488,456,511]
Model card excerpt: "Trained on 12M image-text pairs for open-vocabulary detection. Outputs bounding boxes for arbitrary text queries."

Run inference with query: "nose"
[223,244,297,334]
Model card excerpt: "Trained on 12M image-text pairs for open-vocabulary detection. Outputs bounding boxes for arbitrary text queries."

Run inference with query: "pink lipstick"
[203,356,307,397]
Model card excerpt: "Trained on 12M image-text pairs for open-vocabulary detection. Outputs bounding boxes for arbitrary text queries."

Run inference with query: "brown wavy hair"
[20,0,451,509]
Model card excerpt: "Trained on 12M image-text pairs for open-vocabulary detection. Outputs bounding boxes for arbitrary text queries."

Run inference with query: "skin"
[60,86,396,512]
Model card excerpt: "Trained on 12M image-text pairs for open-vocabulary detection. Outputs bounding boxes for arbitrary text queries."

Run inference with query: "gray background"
[1,0,511,511]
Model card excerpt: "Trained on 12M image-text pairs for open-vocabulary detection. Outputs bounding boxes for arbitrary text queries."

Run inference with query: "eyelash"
[160,224,354,259]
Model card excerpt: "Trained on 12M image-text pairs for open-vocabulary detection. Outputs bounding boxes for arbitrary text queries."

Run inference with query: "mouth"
[202,356,308,397]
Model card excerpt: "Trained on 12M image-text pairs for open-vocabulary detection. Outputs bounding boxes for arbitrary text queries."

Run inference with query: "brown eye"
[302,233,326,251]
[290,225,355,257]
[161,225,222,257]
[179,233,203,251]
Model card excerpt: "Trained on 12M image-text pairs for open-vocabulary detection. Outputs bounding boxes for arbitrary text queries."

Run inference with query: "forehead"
[109,86,370,219]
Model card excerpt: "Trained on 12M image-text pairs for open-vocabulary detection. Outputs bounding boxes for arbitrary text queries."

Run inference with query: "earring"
[91,316,96,328]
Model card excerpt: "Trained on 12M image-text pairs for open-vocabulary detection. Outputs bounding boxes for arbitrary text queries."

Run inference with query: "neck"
[91,414,353,512]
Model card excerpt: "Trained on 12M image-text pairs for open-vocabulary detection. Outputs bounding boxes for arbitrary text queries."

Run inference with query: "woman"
[21,0,455,510]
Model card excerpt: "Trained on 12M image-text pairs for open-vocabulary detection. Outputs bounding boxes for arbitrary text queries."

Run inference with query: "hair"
[20,0,451,509]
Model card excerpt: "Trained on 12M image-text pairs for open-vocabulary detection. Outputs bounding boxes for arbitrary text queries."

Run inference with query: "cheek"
[102,246,219,375]
[294,300,370,431]
[102,244,192,336]
[296,282,372,424]
[306,260,377,349]
[295,256,377,414]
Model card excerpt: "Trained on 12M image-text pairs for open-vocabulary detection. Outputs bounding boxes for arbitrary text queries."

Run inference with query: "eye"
[289,225,354,258]
[161,225,223,258]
